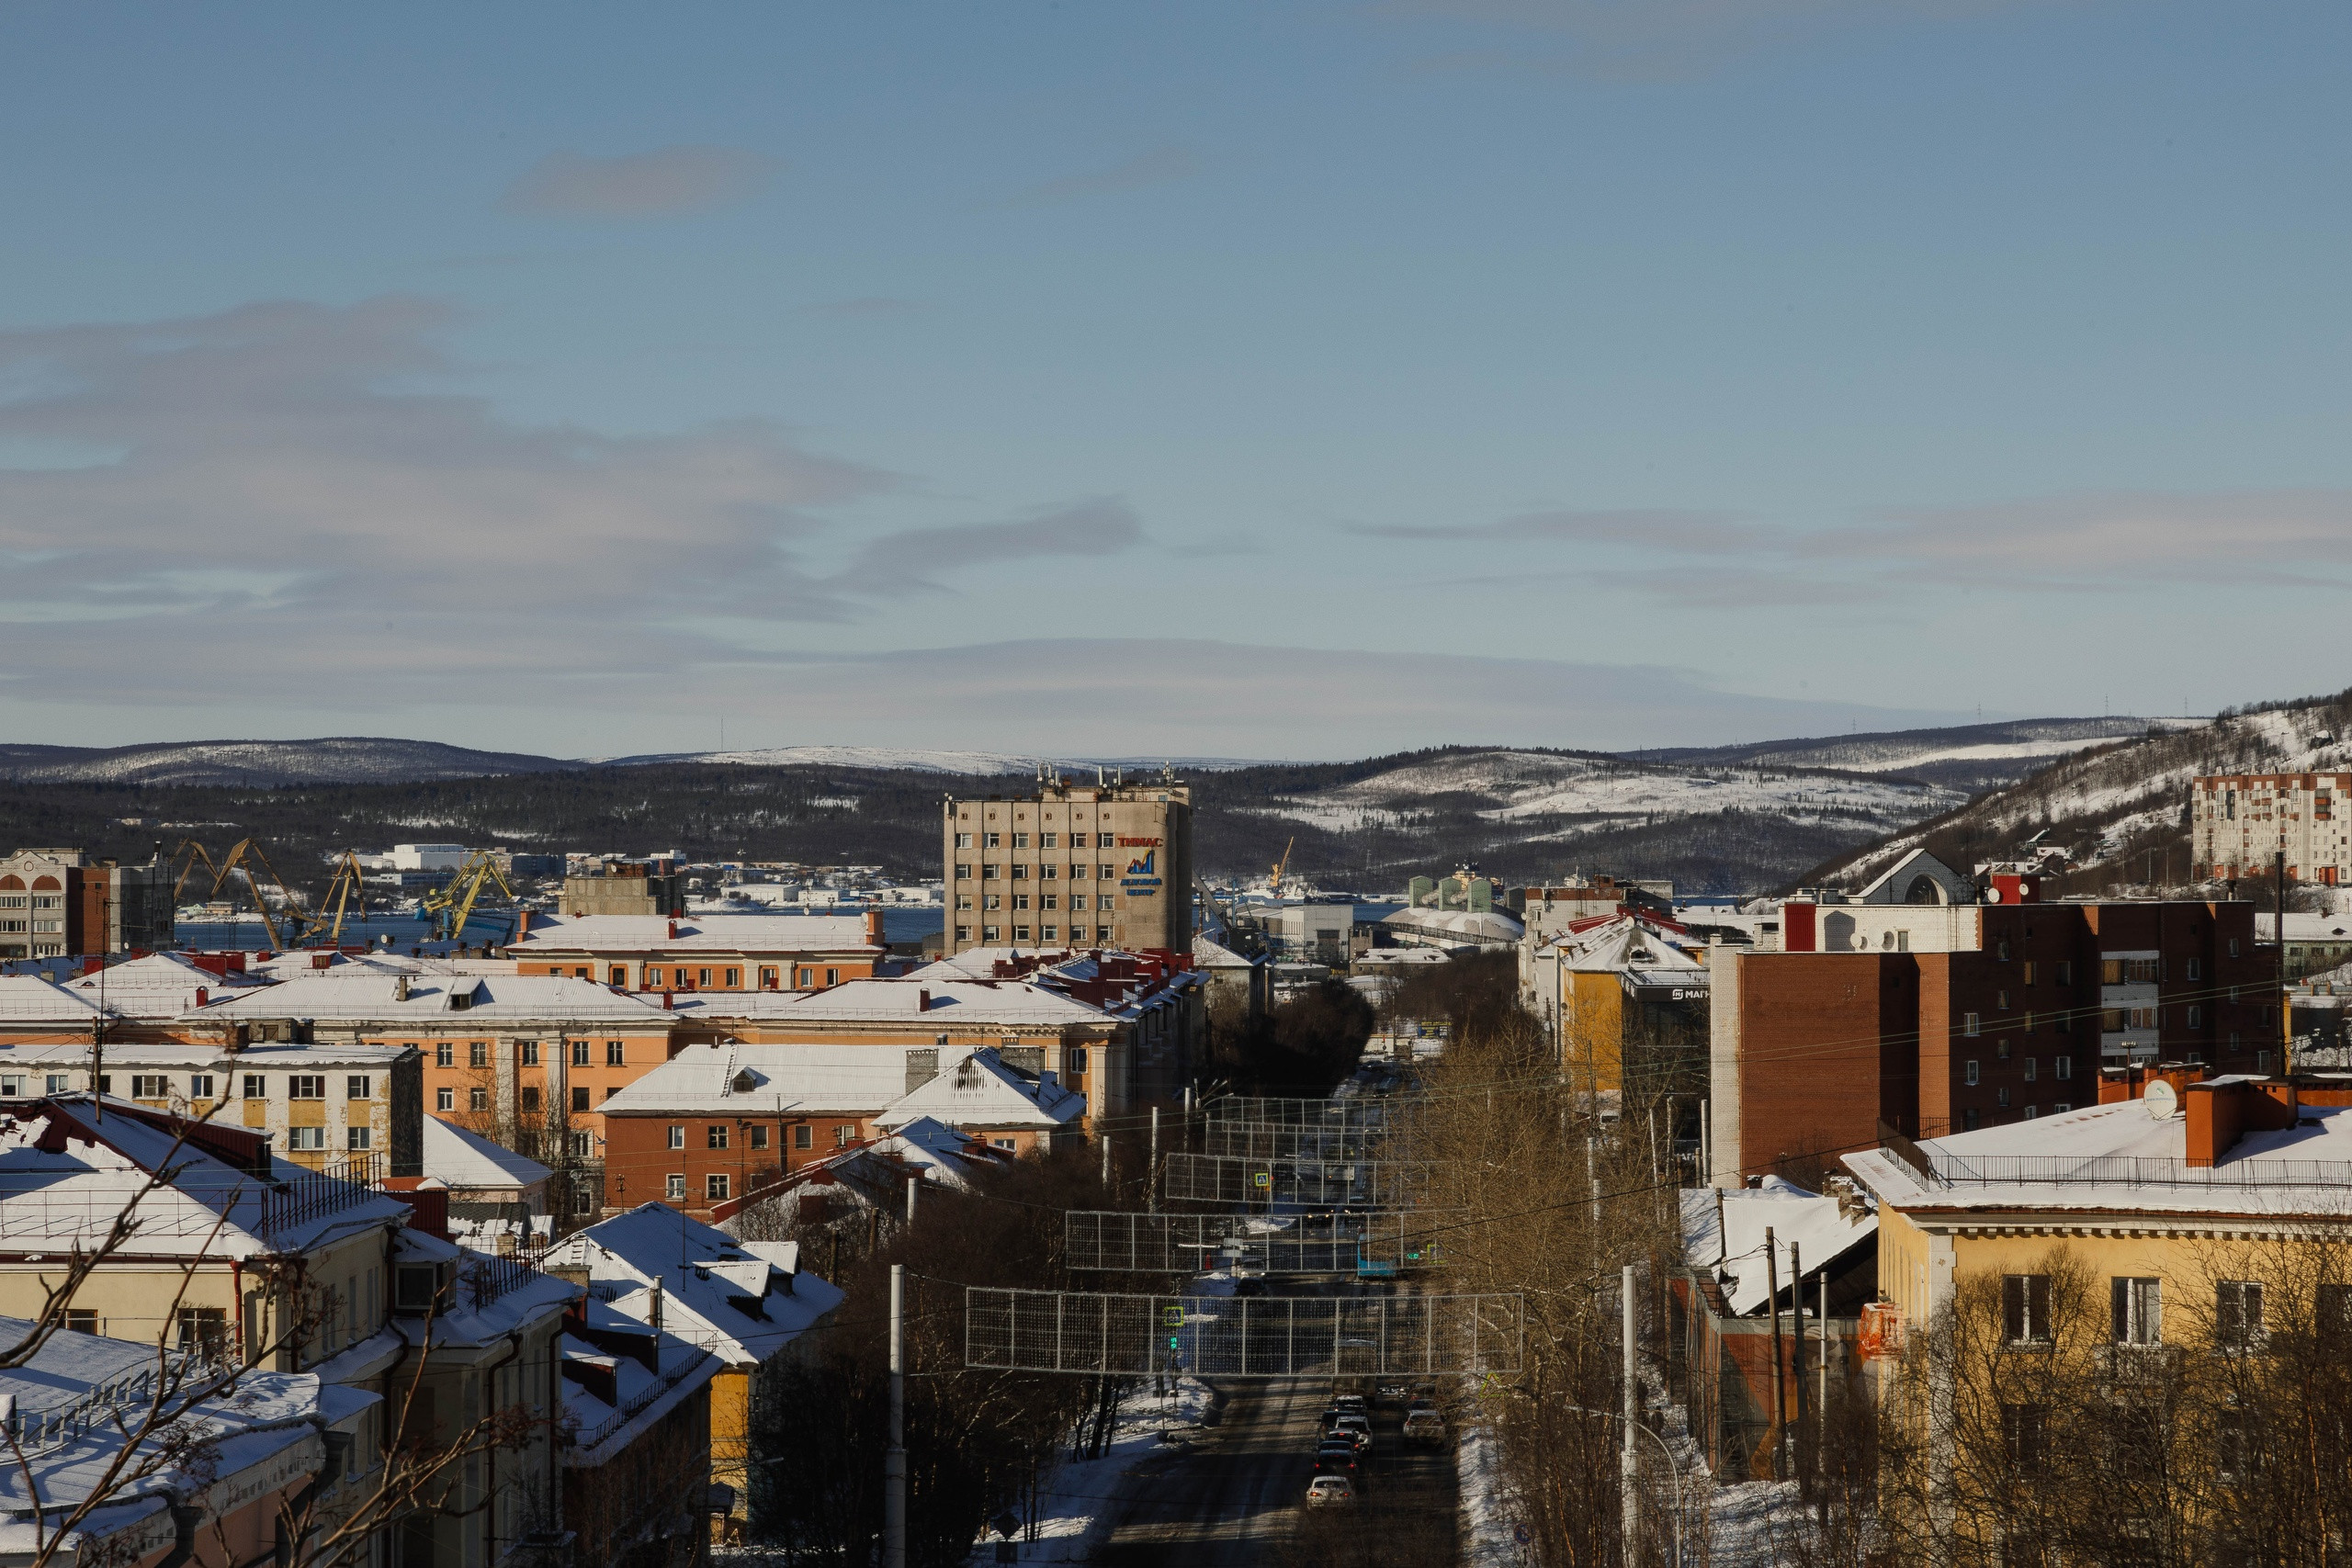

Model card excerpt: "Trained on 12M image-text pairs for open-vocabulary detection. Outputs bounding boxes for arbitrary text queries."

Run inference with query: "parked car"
[1306,1475,1357,1506]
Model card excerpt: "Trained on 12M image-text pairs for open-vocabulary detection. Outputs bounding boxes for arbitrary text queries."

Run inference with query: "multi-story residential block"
[668,954,1202,1123]
[1709,894,2272,1184]
[558,856,686,918]
[0,846,174,960]
[942,776,1193,956]
[543,1202,841,1545]
[598,1043,1085,1218]
[506,910,884,991]
[2191,771,2352,883]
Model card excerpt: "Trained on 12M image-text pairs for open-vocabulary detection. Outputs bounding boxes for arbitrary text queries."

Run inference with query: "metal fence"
[1201,1095,1413,1134]
[1063,1209,1456,1274]
[1927,1153,2352,1189]
[1161,1152,1437,1209]
[966,1287,1522,1377]
[1201,1122,1394,1162]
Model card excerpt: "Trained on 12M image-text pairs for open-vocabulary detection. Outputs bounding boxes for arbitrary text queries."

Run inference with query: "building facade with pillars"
[942,776,1193,956]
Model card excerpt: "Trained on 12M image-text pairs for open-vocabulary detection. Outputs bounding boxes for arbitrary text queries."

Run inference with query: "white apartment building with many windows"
[2192,771,2352,884]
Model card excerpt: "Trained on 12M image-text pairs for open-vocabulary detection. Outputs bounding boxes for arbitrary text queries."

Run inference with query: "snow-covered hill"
[1625,716,2199,795]
[0,738,578,787]
[1246,748,1963,843]
[1815,692,2352,893]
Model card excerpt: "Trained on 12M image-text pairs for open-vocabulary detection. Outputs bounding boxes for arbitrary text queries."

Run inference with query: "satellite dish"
[2144,1080,2177,1120]
[1984,886,2004,904]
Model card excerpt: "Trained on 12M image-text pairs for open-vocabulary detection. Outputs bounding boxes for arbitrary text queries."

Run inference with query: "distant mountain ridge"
[0,738,579,788]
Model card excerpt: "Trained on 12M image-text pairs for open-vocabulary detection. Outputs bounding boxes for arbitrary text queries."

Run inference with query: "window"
[1072,864,1089,881]
[1996,1087,2010,1108]
[707,1173,731,1201]
[751,1125,769,1150]
[2217,1410,2257,1483]
[955,863,971,881]
[834,1123,853,1147]
[2055,961,2073,986]
[1013,831,1030,849]
[2111,1277,2161,1344]
[570,1131,592,1158]
[1042,924,1058,941]
[955,926,970,942]
[131,1075,170,1099]
[2003,1404,2047,1472]
[347,1076,370,1100]
[605,1086,619,1100]
[2188,1006,2203,1029]
[2053,1102,2071,1113]
[826,967,839,986]
[2055,1055,2072,1081]
[1099,865,1115,880]
[569,1086,588,1113]
[522,1086,541,1113]
[697,967,713,987]
[189,1074,213,1100]
[469,1042,488,1069]
[955,832,973,849]
[668,1125,685,1149]
[611,965,628,987]
[708,1124,729,1149]
[469,1088,488,1111]
[983,925,1000,942]
[725,967,741,987]
[2023,1010,2035,1034]
[0,1076,17,1097]
[2317,1283,2352,1337]
[347,1126,372,1151]
[1963,1012,1980,1036]
[2003,1274,2052,1345]
[1011,864,1029,881]
[985,831,1001,848]
[1997,939,2011,963]
[289,1126,327,1150]
[760,966,779,988]
[795,1123,812,1149]
[666,1174,686,1201]
[606,1040,626,1066]
[1965,1060,1981,1086]
[2021,1058,2037,1083]
[289,1075,324,1100]
[798,965,816,985]
[2023,1105,2039,1120]
[176,1307,229,1361]
[1012,893,1030,911]
[1014,925,1032,941]
[1069,895,1087,911]
[2186,957,2203,980]
[1098,833,1115,848]
[1996,1037,2010,1060]
[983,863,1001,880]
[435,1043,453,1068]
[2217,1280,2264,1349]
[436,1088,454,1111]
[63,1310,96,1336]
[648,966,664,987]
[2022,961,2037,985]
[520,1041,539,1066]
[1041,832,1057,848]
[571,1039,590,1066]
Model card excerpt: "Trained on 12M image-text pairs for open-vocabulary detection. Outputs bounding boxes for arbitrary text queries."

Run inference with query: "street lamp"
[1544,1402,1690,1568]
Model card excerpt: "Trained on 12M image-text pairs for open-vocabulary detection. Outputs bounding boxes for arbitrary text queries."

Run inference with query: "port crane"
[1268,837,1295,897]
[205,839,302,951]
[303,852,371,946]
[424,851,516,942]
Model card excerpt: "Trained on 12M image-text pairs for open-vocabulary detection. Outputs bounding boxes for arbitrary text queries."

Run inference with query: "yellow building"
[541,1200,842,1541]
[1842,1076,2352,1564]
[1524,911,1709,1099]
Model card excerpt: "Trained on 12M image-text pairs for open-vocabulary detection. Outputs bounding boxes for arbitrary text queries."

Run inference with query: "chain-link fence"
[1063,1209,1456,1274]
[1161,1151,1436,1208]
[966,1286,1522,1376]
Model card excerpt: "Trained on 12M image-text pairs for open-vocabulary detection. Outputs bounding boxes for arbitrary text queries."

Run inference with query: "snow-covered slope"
[591,747,1261,774]
[0,739,578,787]
[1625,717,2199,795]
[1816,693,2352,891]
[1246,749,1963,843]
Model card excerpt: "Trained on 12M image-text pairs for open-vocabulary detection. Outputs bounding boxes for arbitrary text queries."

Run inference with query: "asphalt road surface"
[1094,1349,1461,1566]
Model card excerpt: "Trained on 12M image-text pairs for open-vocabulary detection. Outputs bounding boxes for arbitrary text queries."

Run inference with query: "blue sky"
[2,1,2346,759]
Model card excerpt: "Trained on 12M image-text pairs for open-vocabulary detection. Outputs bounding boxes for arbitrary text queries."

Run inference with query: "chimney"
[194,987,208,1008]
[514,908,533,941]
[667,919,678,941]
[394,975,411,1002]
[649,1279,664,1332]
[662,991,674,1010]
[865,908,885,947]
[918,988,931,1011]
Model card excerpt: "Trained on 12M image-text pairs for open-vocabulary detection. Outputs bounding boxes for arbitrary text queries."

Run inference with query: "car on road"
[1375,1382,1408,1407]
[1313,1446,1363,1478]
[1326,1415,1374,1452]
[1403,1408,1447,1446]
[1329,1394,1368,1416]
[1306,1475,1356,1506]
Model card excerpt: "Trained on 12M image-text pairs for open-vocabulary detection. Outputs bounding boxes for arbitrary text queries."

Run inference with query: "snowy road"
[1092,1350,1462,1565]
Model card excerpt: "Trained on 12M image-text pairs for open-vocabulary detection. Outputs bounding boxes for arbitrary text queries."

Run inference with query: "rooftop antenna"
[1096,765,1105,786]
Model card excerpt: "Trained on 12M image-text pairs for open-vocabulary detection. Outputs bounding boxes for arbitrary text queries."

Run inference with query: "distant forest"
[0,750,1917,903]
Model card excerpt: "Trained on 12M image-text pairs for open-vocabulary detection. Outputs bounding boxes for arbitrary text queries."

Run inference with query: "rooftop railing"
[1924,1153,2352,1190]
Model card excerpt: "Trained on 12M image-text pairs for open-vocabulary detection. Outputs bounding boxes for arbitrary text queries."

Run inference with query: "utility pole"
[1621,1262,1639,1567]
[1790,1239,1806,1497]
[906,1171,919,1225]
[1101,1133,1112,1190]
[1766,1225,1785,1482]
[1148,1106,1160,1213]
[1698,1098,1710,1190]
[886,1264,906,1568]
[1818,1269,1830,1465]
[2278,849,2293,1072]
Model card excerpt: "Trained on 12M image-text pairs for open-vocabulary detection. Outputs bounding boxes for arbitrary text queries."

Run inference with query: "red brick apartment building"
[1709,895,2274,1183]
[503,911,886,991]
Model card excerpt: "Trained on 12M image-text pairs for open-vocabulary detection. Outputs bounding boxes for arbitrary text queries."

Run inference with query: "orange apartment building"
[504,910,887,991]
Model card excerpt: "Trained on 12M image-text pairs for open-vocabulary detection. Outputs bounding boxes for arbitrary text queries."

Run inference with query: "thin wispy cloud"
[501,146,779,218]
[831,499,1147,595]
[985,147,1200,209]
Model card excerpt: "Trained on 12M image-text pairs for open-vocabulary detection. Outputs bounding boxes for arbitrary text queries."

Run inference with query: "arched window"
[29,876,61,891]
[0,876,20,890]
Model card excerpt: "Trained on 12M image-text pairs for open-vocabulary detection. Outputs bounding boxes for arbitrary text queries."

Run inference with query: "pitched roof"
[598,1043,926,1116]
[1679,1178,1876,1315]
[873,1047,1085,1132]
[58,953,271,1021]
[186,973,671,1025]
[539,1202,842,1369]
[735,976,1111,1027]
[0,976,105,1025]
[424,1116,550,1192]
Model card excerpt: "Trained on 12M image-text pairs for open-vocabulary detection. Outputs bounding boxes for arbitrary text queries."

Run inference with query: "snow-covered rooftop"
[540,1202,842,1370]
[510,913,877,953]
[873,1048,1086,1133]
[1680,1179,1876,1315]
[186,972,671,1025]
[600,1043,925,1116]
[424,1115,550,1193]
[724,976,1111,1027]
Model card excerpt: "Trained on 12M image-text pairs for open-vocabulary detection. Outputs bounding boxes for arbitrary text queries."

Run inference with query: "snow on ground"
[1454,1410,1518,1568]
[967,1375,1216,1563]
[1248,750,1959,839]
